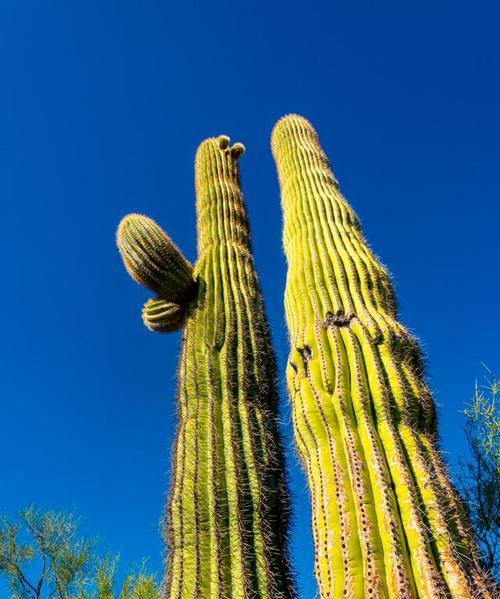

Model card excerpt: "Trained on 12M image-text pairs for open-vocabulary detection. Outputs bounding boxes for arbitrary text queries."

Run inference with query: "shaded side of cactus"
[117,136,294,599]
[271,114,495,598]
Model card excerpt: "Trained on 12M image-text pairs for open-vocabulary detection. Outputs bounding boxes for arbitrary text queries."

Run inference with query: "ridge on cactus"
[117,136,295,598]
[271,114,496,598]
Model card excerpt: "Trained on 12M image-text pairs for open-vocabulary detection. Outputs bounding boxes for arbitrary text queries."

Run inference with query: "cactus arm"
[117,214,195,301]
[272,114,494,598]
[141,297,186,332]
[117,137,294,598]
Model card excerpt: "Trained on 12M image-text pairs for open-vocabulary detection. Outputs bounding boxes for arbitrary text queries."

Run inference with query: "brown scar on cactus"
[324,310,354,328]
[297,345,312,370]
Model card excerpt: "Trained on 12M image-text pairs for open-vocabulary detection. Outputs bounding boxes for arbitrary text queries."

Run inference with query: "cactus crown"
[195,135,248,253]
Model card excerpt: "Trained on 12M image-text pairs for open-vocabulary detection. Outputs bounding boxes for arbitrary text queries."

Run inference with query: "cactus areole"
[271,115,495,599]
[117,137,294,599]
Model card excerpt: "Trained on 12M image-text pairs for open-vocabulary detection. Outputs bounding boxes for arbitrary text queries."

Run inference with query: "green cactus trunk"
[271,115,494,599]
[118,136,294,599]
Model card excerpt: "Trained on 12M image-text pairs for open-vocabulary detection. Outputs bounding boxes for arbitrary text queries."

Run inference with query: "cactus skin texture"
[271,115,496,599]
[117,137,294,599]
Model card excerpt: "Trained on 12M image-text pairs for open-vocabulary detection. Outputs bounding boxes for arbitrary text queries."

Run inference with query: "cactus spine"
[117,136,294,599]
[271,114,494,598]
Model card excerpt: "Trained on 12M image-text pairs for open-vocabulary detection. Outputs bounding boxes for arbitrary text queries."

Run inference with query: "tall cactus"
[271,114,494,598]
[117,136,294,599]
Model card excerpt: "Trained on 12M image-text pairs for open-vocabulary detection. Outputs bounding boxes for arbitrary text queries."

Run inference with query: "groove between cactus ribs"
[272,114,495,599]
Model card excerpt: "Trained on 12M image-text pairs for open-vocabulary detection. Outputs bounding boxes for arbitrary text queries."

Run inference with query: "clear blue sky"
[1,1,498,596]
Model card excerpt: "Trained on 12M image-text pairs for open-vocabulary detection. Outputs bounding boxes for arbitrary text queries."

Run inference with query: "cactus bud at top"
[117,213,195,302]
[230,142,245,159]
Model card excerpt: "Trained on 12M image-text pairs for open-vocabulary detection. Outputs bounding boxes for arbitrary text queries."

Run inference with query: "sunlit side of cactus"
[271,114,494,598]
[117,136,294,599]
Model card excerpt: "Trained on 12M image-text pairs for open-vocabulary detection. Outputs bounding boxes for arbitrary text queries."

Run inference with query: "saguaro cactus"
[271,115,494,598]
[117,136,294,599]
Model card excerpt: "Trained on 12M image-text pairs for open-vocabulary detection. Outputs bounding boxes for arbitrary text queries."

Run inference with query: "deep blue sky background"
[1,1,498,596]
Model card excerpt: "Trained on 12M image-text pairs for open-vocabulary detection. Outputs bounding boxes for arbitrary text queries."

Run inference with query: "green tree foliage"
[457,368,500,579]
[0,507,159,599]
